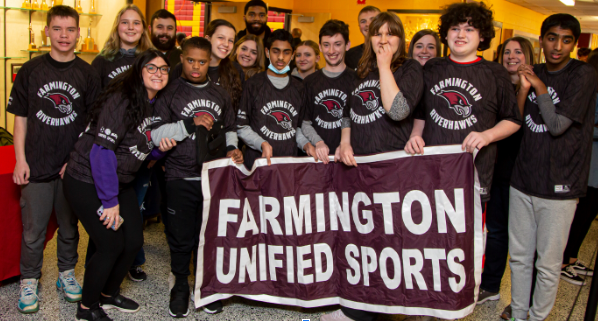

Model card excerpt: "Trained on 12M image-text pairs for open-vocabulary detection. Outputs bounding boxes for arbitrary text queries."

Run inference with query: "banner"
[195,145,483,319]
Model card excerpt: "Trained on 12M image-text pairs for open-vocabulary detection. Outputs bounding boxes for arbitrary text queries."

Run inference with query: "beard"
[151,32,176,51]
[245,19,268,35]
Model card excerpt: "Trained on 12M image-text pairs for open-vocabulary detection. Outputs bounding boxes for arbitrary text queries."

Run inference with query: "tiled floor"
[1,219,597,321]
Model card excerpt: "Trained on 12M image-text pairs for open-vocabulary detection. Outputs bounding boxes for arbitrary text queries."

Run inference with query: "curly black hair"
[438,2,495,51]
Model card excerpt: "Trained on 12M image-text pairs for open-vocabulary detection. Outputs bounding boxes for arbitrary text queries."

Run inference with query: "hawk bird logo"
[44,93,72,114]
[143,130,154,149]
[194,111,216,121]
[437,90,472,118]
[356,90,379,111]
[268,110,293,131]
[320,99,343,118]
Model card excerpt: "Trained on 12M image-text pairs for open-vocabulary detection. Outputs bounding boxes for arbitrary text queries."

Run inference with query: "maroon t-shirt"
[348,59,424,154]
[414,57,521,202]
[67,94,161,184]
[303,68,356,153]
[7,54,100,182]
[236,72,306,168]
[154,77,234,180]
[511,59,597,199]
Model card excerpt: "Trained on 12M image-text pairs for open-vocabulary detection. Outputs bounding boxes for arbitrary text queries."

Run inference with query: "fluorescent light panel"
[560,0,575,6]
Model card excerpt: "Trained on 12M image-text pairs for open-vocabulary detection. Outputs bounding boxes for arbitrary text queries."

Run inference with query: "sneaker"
[128,266,147,282]
[477,288,500,304]
[561,264,585,285]
[320,309,353,321]
[17,278,39,314]
[571,260,594,276]
[169,282,190,318]
[403,316,437,321]
[57,269,83,302]
[100,290,140,313]
[500,305,512,320]
[76,302,112,321]
[202,300,223,314]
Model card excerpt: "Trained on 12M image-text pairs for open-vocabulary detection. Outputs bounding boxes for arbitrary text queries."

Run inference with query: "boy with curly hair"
[405,3,521,317]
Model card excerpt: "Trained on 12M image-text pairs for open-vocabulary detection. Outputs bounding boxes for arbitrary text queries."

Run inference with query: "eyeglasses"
[145,64,170,75]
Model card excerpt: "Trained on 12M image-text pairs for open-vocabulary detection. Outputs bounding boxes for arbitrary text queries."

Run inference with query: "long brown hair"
[205,19,243,112]
[230,34,265,80]
[499,37,535,92]
[357,12,407,78]
[99,5,153,61]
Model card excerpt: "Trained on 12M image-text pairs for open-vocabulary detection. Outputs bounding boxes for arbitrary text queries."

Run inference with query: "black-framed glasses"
[145,64,170,75]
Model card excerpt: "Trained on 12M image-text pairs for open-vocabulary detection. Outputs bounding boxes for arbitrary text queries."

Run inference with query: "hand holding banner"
[195,145,483,319]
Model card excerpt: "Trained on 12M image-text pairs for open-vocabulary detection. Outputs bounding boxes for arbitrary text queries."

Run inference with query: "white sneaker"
[320,309,353,321]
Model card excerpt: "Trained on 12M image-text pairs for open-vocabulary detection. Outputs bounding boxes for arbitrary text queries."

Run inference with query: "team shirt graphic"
[154,77,234,180]
[237,72,305,168]
[303,68,356,153]
[511,59,597,199]
[7,54,100,182]
[415,57,521,202]
[92,54,136,88]
[348,59,423,154]
[67,94,161,185]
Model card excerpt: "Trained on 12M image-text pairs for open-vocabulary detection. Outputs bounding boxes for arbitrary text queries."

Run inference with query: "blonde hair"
[99,5,153,61]
[296,40,321,70]
[230,34,265,80]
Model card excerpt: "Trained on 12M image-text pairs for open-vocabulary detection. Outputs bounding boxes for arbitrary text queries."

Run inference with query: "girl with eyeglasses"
[64,49,174,320]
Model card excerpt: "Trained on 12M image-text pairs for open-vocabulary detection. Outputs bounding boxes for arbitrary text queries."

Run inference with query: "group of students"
[9,1,597,321]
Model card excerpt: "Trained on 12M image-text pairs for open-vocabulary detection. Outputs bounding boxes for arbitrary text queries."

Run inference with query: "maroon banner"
[195,145,483,318]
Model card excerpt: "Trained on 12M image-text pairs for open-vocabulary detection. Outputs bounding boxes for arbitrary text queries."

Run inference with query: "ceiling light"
[560,0,575,6]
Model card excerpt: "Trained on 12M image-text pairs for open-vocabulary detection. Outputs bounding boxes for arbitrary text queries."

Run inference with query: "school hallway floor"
[1,218,598,321]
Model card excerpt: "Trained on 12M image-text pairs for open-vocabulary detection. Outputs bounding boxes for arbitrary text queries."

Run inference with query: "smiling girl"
[292,40,321,80]
[230,34,265,80]
[92,5,152,88]
[408,29,441,66]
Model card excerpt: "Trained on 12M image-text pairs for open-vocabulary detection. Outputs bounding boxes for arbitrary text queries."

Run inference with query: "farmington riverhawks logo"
[143,130,154,149]
[355,90,379,111]
[44,92,73,114]
[268,110,293,130]
[195,110,216,121]
[437,90,472,118]
[320,99,343,118]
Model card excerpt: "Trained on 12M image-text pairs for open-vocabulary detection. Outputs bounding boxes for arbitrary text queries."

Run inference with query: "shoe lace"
[575,260,588,268]
[567,265,580,277]
[20,282,37,300]
[134,266,144,273]
[62,272,79,289]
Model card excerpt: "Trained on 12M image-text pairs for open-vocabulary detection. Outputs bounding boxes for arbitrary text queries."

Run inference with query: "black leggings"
[63,174,143,307]
[563,186,598,263]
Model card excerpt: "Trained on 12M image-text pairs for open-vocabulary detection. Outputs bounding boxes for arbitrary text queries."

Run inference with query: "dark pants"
[64,174,143,307]
[20,178,79,279]
[164,179,203,278]
[131,163,157,266]
[563,186,598,263]
[481,181,510,293]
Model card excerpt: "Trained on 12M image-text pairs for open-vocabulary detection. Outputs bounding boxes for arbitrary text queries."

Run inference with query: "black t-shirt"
[91,53,135,88]
[414,57,521,202]
[67,94,161,184]
[348,59,423,154]
[346,44,364,70]
[154,77,234,180]
[237,72,305,168]
[7,54,100,183]
[511,59,597,199]
[493,83,523,185]
[303,68,356,153]
[163,48,182,68]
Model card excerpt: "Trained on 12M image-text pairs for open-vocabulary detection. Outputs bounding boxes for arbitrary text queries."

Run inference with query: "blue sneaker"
[56,269,82,302]
[17,278,39,314]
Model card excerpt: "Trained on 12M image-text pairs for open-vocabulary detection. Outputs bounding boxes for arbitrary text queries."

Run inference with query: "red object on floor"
[0,145,58,282]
